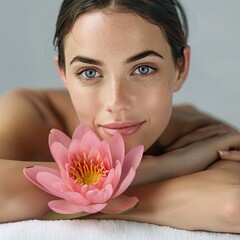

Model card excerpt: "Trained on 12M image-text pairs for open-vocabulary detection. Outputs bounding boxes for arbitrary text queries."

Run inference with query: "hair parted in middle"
[54,0,188,69]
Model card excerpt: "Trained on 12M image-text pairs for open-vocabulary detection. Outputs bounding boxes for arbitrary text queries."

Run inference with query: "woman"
[0,0,240,233]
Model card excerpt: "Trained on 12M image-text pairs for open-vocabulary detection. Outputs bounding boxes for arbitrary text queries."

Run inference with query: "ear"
[173,45,191,92]
[54,55,67,87]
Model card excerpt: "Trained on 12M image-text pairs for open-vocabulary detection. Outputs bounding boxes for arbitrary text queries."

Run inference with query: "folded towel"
[0,220,239,240]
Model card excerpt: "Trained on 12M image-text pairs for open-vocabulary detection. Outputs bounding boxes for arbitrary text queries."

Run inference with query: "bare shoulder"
[0,88,77,161]
[36,88,79,133]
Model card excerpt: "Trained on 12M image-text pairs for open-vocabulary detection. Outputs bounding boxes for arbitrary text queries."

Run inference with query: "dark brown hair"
[53,0,188,70]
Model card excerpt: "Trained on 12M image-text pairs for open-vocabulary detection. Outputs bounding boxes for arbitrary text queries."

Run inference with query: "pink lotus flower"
[24,124,144,219]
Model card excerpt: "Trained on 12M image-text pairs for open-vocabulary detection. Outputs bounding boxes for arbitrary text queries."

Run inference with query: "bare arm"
[0,160,56,222]
[0,89,60,222]
[108,160,240,233]
[1,88,240,234]
[132,104,239,185]
[0,89,232,184]
[3,157,240,234]
[133,130,240,185]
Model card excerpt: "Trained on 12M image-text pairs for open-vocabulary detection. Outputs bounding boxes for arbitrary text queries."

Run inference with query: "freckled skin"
[0,9,240,233]
[59,11,186,153]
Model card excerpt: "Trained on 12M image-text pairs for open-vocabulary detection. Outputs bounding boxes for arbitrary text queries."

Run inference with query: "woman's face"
[60,10,187,152]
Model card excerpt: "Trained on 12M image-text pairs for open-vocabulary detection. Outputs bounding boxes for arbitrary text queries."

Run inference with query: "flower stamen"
[70,153,109,186]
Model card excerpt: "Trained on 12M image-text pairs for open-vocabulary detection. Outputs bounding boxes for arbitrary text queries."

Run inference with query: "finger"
[218,150,240,161]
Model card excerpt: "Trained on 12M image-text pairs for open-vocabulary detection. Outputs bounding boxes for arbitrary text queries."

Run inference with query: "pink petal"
[111,146,143,198]
[108,133,125,166]
[113,168,136,198]
[101,195,138,214]
[49,129,71,148]
[119,145,144,184]
[72,124,92,141]
[80,184,89,197]
[80,131,101,151]
[103,161,121,191]
[68,180,89,198]
[102,168,115,187]
[87,146,101,163]
[68,139,89,162]
[85,184,113,204]
[49,142,68,174]
[79,203,107,213]
[36,172,70,198]
[97,141,112,168]
[23,166,61,194]
[48,199,86,214]
[49,199,107,214]
[63,191,90,206]
[66,175,84,193]
[122,145,144,173]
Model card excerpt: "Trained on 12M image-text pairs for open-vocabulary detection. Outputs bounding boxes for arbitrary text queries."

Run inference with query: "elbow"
[0,192,50,223]
[0,191,22,223]
[221,188,240,231]
[0,192,31,223]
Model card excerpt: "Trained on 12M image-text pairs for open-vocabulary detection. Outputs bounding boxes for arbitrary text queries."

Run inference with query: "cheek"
[142,80,173,114]
[149,95,172,127]
[142,82,173,139]
[68,86,99,124]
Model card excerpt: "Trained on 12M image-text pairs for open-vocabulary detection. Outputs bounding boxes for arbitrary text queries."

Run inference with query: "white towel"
[0,220,239,240]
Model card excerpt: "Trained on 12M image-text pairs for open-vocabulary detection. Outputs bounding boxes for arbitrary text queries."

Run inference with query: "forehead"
[64,10,171,60]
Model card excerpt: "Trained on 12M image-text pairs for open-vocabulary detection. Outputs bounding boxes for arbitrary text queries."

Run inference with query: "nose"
[104,76,134,114]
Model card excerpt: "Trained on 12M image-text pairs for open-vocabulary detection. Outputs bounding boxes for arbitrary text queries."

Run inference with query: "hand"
[165,122,240,166]
[134,129,240,185]
[132,123,240,186]
[165,123,238,151]
[166,131,240,176]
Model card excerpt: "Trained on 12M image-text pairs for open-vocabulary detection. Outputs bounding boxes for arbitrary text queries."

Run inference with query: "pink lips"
[101,122,144,136]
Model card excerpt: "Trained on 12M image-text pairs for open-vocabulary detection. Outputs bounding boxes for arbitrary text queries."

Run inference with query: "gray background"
[0,0,239,129]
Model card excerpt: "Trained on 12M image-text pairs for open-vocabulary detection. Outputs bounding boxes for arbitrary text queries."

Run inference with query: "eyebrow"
[125,50,164,64]
[70,56,103,66]
[70,50,164,66]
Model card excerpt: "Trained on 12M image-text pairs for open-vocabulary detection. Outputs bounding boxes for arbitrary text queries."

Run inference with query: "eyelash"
[74,68,102,80]
[132,64,156,76]
[74,65,157,80]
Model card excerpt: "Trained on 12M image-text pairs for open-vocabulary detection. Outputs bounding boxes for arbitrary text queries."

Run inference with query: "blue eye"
[134,65,154,75]
[80,69,101,79]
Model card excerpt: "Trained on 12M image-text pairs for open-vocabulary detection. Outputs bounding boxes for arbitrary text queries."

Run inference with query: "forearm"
[0,157,205,224]
[3,159,240,234]
[91,173,219,230]
[95,161,240,233]
[133,146,218,186]
[137,132,240,186]
[132,156,172,186]
[132,153,189,186]
[0,159,56,223]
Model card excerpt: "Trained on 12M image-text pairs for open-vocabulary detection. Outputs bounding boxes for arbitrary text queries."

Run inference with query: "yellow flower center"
[70,153,108,186]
